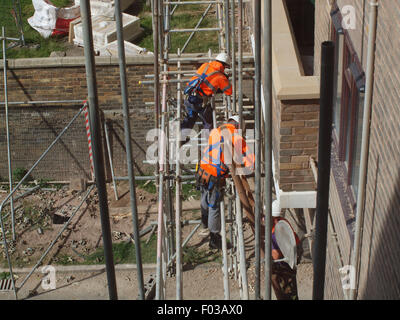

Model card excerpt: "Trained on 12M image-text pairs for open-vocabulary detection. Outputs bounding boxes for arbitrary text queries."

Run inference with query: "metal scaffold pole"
[263,0,273,301]
[80,0,118,300]
[238,0,243,128]
[230,0,236,113]
[2,27,16,242]
[220,199,230,299]
[175,48,183,299]
[147,0,254,300]
[253,0,262,300]
[114,0,145,300]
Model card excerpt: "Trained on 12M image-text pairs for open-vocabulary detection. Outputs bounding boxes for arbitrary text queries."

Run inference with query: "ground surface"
[0,180,313,300]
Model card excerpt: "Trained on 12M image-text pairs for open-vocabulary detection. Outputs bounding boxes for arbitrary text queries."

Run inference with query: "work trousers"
[200,185,223,233]
[181,95,214,136]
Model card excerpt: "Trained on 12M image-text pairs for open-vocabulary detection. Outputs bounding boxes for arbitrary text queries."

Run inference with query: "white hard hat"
[216,52,230,66]
[272,200,282,217]
[228,115,240,123]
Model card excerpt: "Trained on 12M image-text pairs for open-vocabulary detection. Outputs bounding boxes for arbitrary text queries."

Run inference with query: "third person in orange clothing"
[195,115,254,249]
[270,202,303,300]
[180,52,232,145]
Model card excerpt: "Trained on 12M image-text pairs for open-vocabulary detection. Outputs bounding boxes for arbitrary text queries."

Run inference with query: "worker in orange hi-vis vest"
[180,52,232,145]
[195,115,254,250]
[270,201,304,300]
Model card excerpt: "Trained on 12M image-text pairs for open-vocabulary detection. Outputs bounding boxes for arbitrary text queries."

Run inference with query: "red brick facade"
[315,0,400,299]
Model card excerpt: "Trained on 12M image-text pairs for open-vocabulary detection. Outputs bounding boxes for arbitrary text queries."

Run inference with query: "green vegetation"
[1,0,219,59]
[135,179,157,194]
[1,0,73,59]
[57,234,158,266]
[22,202,52,231]
[181,183,200,200]
[0,272,11,280]
[136,0,220,53]
[12,167,31,182]
[183,246,221,265]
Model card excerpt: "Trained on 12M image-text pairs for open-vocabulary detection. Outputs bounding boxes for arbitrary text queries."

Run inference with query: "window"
[331,5,366,200]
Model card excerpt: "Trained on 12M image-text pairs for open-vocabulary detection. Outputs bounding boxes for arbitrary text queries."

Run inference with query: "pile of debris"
[72,0,152,57]
[28,0,152,57]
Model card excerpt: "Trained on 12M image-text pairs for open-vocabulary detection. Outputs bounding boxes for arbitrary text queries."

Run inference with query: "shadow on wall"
[37,108,91,180]
[360,158,400,299]
[104,120,147,179]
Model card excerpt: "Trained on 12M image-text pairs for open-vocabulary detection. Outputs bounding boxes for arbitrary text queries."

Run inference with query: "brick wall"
[314,0,400,299]
[0,57,155,181]
[277,99,319,192]
[357,0,400,299]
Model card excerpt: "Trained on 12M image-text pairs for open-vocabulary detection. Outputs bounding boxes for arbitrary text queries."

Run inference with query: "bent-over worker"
[181,52,232,144]
[195,115,254,249]
[270,202,303,300]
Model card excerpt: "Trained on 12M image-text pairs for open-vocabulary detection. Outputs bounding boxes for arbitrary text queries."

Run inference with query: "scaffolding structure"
[147,0,265,300]
[1,0,274,301]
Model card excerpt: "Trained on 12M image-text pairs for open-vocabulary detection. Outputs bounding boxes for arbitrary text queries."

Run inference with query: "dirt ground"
[0,180,313,300]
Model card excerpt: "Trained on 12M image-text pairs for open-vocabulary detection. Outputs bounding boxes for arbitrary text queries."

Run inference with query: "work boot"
[209,232,222,250]
[199,222,209,237]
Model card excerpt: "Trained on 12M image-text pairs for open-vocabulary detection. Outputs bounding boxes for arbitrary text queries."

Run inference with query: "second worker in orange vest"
[196,115,254,250]
[181,52,232,145]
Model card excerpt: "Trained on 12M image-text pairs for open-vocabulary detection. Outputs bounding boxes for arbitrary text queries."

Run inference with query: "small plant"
[12,167,32,182]
[0,272,11,280]
[183,246,221,265]
[136,179,157,194]
[181,183,200,201]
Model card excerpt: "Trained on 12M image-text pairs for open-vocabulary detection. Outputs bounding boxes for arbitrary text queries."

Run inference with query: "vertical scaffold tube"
[114,0,145,300]
[253,0,262,300]
[175,48,183,300]
[224,0,230,55]
[220,200,230,299]
[263,0,272,301]
[238,0,243,129]
[164,1,175,265]
[230,0,236,113]
[156,78,167,299]
[2,27,16,241]
[80,0,118,300]
[152,0,160,130]
[235,192,249,299]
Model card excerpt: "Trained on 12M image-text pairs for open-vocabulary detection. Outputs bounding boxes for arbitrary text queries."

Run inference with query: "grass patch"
[0,272,11,280]
[183,246,221,265]
[136,0,219,53]
[57,234,158,266]
[181,183,200,201]
[135,179,157,194]
[1,0,73,59]
[1,0,219,58]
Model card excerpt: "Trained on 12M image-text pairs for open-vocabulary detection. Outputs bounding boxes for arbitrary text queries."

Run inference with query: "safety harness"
[196,126,230,190]
[184,63,224,97]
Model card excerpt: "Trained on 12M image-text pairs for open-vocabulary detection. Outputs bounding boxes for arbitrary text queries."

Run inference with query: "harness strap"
[192,64,224,96]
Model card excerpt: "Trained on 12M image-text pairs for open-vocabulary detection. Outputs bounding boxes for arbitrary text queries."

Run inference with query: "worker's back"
[200,123,254,178]
[189,61,232,97]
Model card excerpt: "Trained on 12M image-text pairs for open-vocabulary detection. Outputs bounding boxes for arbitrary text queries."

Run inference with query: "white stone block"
[73,13,142,50]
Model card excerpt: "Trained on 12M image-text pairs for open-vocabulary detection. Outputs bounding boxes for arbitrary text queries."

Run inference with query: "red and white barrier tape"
[83,102,94,180]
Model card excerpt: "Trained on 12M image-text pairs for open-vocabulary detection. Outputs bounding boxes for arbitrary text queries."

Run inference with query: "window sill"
[272,0,320,100]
